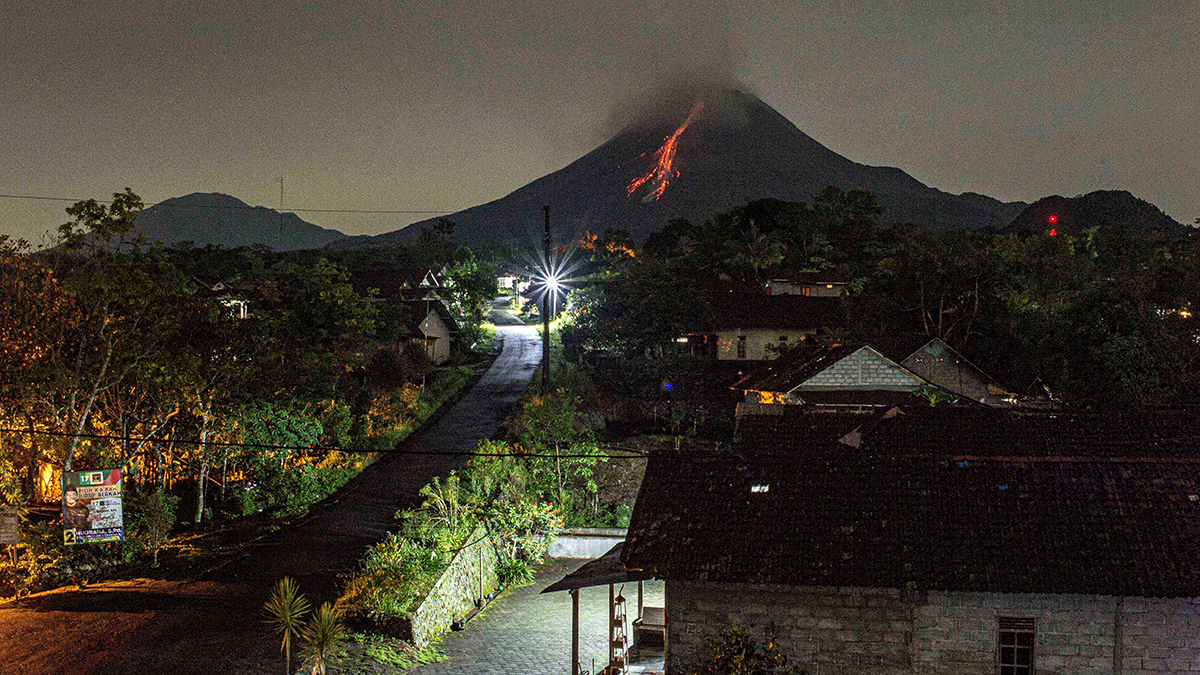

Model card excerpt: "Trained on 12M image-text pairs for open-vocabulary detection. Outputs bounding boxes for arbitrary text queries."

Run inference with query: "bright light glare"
[545,276,561,292]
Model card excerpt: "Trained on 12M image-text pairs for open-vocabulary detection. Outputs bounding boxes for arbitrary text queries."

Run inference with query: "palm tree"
[264,576,310,675]
[301,601,347,675]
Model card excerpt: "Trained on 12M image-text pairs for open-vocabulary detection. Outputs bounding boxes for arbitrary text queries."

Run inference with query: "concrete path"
[413,558,665,675]
[0,325,542,675]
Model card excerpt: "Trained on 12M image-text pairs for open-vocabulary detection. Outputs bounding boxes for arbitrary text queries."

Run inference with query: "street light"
[539,268,564,391]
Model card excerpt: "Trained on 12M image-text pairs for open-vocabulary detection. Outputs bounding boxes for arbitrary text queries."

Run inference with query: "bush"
[495,558,534,587]
[690,624,804,675]
[342,533,442,620]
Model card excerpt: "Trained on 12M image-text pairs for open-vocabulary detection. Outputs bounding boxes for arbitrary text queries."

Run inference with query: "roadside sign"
[0,507,17,544]
[62,469,124,544]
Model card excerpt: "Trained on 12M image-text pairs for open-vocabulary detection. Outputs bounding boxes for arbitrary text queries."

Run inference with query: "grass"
[339,633,447,674]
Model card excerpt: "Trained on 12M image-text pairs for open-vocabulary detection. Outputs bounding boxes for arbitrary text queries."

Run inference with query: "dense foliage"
[0,191,493,598]
[340,439,564,622]
[565,189,1200,406]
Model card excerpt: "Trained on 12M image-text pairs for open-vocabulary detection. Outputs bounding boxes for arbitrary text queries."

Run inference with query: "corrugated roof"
[623,406,1200,597]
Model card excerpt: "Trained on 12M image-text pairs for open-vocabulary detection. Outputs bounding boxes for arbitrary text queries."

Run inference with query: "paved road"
[413,558,665,675]
[0,324,541,675]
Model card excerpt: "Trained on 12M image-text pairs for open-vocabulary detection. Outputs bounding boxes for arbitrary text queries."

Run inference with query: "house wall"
[419,310,453,364]
[665,581,1200,675]
[798,348,923,391]
[767,280,846,297]
[715,330,813,361]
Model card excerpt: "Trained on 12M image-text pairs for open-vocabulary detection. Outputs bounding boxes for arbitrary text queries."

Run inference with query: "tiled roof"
[761,265,855,284]
[701,294,842,332]
[623,406,1200,597]
[350,267,439,299]
[731,343,894,393]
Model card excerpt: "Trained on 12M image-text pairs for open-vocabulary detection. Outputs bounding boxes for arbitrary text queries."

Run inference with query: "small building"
[622,406,1200,675]
[732,336,1018,413]
[193,277,251,319]
[350,267,458,364]
[763,269,853,297]
[681,294,842,362]
[403,291,459,364]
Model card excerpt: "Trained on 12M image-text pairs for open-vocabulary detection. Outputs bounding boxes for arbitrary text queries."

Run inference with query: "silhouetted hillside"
[1007,190,1183,236]
[134,193,346,251]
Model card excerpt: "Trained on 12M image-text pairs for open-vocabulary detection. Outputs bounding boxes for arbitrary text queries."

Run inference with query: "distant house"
[622,406,1200,675]
[193,277,251,319]
[679,294,842,362]
[350,267,458,364]
[402,290,459,365]
[763,269,853,297]
[733,336,1018,412]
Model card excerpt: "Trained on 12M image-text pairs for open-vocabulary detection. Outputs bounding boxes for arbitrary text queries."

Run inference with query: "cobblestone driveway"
[412,558,665,675]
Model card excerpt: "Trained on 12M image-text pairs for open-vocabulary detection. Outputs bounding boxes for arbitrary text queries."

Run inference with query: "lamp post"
[542,205,551,391]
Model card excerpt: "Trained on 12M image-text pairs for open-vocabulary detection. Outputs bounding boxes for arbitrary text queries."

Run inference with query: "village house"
[350,267,459,364]
[401,289,458,364]
[621,406,1200,675]
[678,294,842,362]
[732,336,1018,413]
[763,269,853,297]
[192,277,251,319]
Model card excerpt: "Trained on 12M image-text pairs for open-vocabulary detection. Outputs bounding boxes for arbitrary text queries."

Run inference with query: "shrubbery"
[341,441,564,622]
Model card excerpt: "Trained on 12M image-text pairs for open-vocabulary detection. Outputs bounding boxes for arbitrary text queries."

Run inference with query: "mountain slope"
[1006,190,1184,236]
[133,193,346,251]
[336,88,1027,249]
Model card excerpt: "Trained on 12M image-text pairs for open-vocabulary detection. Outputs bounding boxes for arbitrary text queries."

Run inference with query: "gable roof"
[405,295,459,335]
[761,265,855,284]
[623,406,1200,598]
[350,267,441,299]
[700,294,842,332]
[732,343,924,394]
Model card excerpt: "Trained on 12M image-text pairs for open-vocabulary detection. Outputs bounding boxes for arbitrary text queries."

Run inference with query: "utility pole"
[542,205,551,392]
[277,177,284,252]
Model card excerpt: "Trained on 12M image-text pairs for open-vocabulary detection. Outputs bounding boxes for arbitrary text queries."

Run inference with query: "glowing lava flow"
[626,101,704,201]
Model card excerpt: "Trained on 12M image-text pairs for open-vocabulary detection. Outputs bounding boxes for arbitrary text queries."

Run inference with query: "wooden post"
[571,588,580,675]
[609,583,615,669]
[637,580,644,621]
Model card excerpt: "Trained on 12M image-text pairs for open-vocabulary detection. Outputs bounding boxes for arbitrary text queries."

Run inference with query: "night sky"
[2,0,1195,246]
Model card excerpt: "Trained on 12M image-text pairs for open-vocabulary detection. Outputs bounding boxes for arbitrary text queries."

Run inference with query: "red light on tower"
[1049,228,1058,236]
[1048,214,1058,224]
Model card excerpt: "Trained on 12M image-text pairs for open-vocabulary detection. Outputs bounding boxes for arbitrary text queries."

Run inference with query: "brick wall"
[666,581,913,675]
[666,582,1200,675]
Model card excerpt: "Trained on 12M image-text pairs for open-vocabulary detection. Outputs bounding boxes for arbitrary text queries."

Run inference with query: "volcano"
[337,88,1027,249]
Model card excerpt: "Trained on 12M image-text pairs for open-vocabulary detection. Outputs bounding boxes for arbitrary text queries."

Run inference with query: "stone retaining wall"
[408,523,502,647]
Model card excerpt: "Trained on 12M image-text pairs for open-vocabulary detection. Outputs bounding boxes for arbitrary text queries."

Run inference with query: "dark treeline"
[564,187,1200,407]
[0,190,500,595]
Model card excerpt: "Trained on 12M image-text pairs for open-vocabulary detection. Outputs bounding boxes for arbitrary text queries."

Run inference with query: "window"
[802,286,812,296]
[778,335,788,348]
[736,335,747,359]
[997,618,1035,675]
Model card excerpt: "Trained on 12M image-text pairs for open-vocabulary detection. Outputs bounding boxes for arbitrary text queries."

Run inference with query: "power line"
[0,427,654,460]
[0,193,457,216]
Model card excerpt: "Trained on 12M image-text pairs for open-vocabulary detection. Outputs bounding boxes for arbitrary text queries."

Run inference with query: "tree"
[56,187,146,254]
[142,487,176,566]
[300,601,346,675]
[263,577,310,675]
